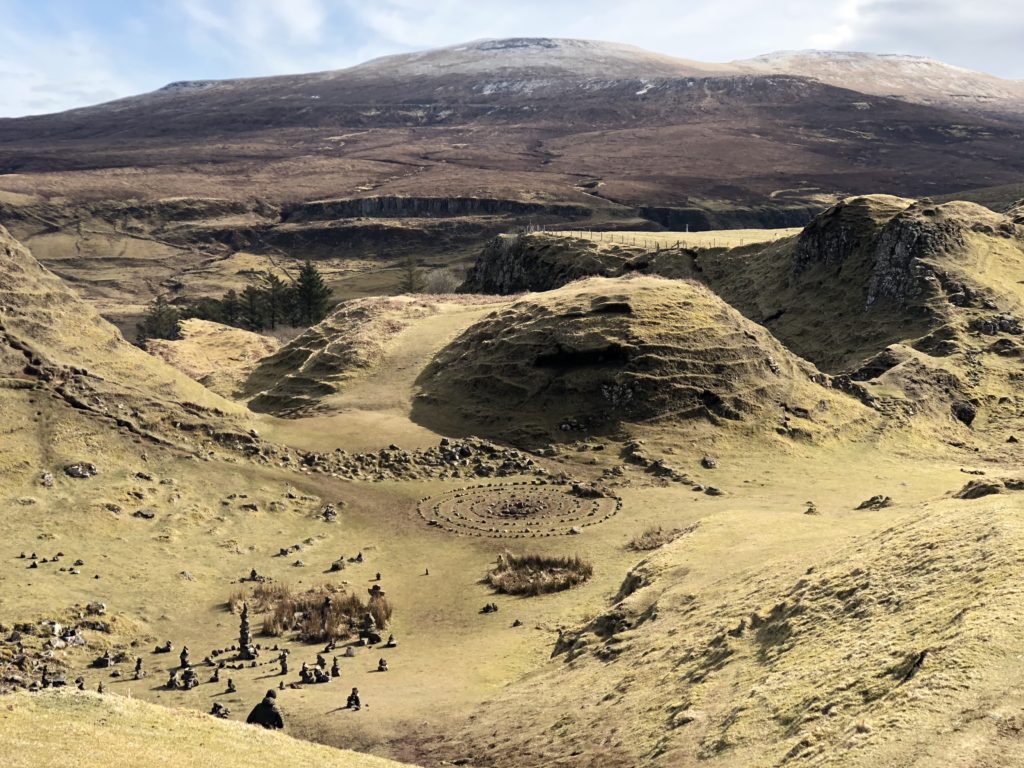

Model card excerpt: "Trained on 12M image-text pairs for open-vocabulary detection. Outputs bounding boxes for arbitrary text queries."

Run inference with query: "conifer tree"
[399,254,425,293]
[136,294,181,344]
[260,272,293,330]
[293,260,332,326]
[220,289,241,326]
[239,285,265,331]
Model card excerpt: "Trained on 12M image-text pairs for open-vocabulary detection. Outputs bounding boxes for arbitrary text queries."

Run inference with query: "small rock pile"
[621,441,692,485]
[0,606,115,693]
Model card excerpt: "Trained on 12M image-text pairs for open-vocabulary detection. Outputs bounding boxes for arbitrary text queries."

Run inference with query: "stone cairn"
[238,603,257,661]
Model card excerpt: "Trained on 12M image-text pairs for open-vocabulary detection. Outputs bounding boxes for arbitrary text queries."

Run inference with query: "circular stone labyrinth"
[417,480,622,538]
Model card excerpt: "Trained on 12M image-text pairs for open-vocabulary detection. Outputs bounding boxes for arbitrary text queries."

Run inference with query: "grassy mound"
[486,552,594,596]
[414,275,866,442]
[146,318,280,398]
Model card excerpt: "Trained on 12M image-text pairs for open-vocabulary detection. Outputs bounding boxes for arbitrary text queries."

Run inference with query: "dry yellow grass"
[545,227,800,249]
[147,318,281,398]
[486,552,594,596]
[0,690,416,768]
[4,211,1024,768]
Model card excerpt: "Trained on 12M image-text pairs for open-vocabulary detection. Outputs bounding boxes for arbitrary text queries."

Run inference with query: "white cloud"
[180,0,332,73]
[0,0,1021,117]
[821,0,1024,75]
[808,0,872,49]
[182,0,327,44]
[0,25,142,116]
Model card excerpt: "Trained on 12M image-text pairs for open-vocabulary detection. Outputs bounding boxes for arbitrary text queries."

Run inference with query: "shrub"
[228,583,294,614]
[627,523,698,551]
[422,267,464,294]
[486,551,593,596]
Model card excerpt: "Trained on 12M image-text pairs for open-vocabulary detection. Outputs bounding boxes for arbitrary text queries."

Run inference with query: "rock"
[133,509,156,520]
[570,483,606,499]
[855,495,893,510]
[701,456,718,469]
[1003,479,1024,491]
[85,602,106,616]
[951,401,977,427]
[569,526,582,535]
[704,486,723,496]
[64,463,98,479]
[39,472,54,488]
[954,480,1002,499]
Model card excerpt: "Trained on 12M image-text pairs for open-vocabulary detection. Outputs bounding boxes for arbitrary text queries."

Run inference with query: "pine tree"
[293,260,332,326]
[239,285,265,331]
[398,254,425,293]
[136,294,181,345]
[180,296,222,322]
[220,289,241,326]
[260,272,293,330]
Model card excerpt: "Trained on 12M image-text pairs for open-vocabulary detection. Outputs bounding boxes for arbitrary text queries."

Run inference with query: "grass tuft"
[228,583,391,642]
[486,551,593,596]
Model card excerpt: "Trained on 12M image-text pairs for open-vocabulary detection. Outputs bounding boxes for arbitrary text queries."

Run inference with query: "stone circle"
[417,480,621,538]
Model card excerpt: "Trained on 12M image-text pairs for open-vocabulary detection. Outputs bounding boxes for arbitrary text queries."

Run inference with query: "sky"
[1,0,1021,117]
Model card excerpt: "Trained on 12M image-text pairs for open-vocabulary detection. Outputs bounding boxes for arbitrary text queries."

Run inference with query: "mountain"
[734,50,1024,117]
[0,38,1022,325]
[345,37,733,79]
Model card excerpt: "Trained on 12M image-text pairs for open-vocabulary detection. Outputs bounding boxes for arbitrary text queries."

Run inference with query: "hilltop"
[734,50,1024,116]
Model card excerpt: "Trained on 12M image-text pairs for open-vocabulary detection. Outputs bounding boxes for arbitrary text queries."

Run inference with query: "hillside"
[0,224,268,490]
[432,484,1024,767]
[4,33,1024,768]
[3,205,1024,768]
[1,690,414,768]
[734,50,1024,117]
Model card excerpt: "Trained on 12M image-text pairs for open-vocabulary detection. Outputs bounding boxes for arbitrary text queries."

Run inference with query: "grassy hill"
[1,690,416,768]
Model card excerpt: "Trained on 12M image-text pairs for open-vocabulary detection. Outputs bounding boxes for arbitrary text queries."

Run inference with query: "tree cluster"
[137,261,333,344]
